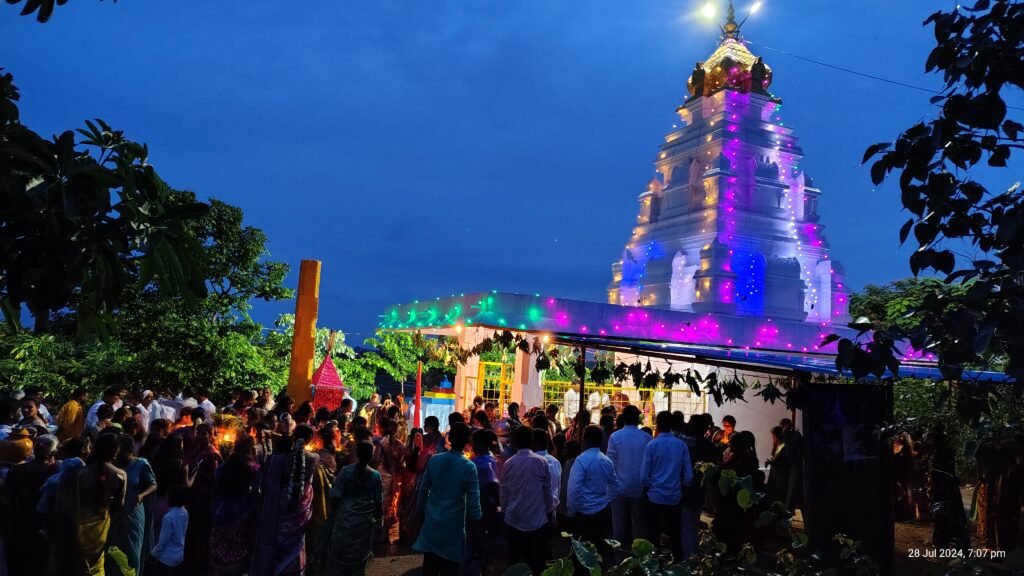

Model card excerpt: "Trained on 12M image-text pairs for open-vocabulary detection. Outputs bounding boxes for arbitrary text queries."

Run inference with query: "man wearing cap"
[136,390,156,434]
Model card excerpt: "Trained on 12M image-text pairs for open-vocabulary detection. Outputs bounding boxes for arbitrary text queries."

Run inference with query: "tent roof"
[554,334,1012,383]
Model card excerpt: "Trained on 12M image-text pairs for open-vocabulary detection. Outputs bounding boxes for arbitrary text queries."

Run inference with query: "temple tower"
[608,8,849,325]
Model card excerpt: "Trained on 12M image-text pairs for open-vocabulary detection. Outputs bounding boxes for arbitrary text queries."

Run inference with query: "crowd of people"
[0,385,805,576]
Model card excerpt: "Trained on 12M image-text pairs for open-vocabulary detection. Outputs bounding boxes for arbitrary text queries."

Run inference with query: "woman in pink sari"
[252,425,320,576]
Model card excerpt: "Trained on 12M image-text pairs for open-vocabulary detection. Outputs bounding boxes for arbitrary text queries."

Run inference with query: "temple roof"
[686,3,773,99]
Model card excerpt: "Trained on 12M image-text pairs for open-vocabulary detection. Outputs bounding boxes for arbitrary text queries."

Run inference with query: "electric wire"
[746,40,1024,112]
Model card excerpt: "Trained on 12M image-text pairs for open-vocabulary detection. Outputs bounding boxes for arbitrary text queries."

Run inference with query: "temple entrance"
[476,361,513,416]
[542,379,706,429]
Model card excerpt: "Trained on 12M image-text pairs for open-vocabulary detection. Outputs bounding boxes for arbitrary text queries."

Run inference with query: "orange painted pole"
[287,260,321,405]
[415,361,423,428]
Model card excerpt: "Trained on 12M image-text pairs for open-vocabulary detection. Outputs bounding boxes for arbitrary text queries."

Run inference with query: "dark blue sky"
[1,1,985,338]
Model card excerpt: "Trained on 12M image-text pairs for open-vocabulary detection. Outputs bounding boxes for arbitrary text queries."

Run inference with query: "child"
[151,486,189,575]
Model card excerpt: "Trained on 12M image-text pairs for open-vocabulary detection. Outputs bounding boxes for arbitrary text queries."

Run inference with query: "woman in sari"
[308,424,341,576]
[378,418,406,543]
[184,423,223,575]
[320,441,382,576]
[211,436,261,576]
[254,422,275,466]
[50,433,126,576]
[397,428,425,545]
[251,425,319,576]
[106,434,157,576]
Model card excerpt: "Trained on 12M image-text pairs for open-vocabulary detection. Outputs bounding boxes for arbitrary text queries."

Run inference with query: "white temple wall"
[454,327,488,412]
[615,355,793,464]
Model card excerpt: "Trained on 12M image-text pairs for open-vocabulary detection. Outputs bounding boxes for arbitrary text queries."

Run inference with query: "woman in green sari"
[320,441,382,576]
[107,433,157,575]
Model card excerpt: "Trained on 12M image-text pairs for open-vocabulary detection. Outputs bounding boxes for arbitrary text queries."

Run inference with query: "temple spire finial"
[722,1,740,42]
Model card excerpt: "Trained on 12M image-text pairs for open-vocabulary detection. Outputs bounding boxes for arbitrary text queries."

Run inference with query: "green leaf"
[630,538,655,558]
[737,488,753,510]
[571,538,601,570]
[756,510,777,528]
[505,563,533,576]
[539,558,574,576]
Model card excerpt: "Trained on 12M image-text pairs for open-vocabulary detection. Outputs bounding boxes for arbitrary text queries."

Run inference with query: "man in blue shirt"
[641,411,694,561]
[414,422,482,576]
[502,425,554,575]
[568,425,621,569]
[606,405,652,555]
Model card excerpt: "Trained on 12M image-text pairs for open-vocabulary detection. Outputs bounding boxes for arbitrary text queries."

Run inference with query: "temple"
[378,9,898,462]
[608,7,850,327]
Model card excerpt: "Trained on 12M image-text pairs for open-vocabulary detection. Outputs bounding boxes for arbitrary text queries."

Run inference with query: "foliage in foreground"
[857,0,1024,393]
[504,532,878,576]
[1,69,210,336]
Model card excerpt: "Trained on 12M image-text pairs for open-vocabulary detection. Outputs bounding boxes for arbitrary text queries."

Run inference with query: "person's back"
[152,491,189,570]
[56,391,86,441]
[532,428,561,508]
[472,451,500,520]
[641,412,693,560]
[414,423,481,575]
[642,431,692,506]
[502,439,553,532]
[79,459,127,513]
[567,425,620,569]
[606,406,650,552]
[607,419,651,496]
[501,425,554,575]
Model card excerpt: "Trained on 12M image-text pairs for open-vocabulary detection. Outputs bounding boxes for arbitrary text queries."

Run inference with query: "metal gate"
[476,361,514,417]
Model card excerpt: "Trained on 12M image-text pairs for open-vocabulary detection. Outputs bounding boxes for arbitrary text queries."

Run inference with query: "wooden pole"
[287,260,321,405]
[415,361,423,428]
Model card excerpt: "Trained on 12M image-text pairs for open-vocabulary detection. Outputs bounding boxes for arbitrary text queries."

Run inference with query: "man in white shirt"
[135,391,157,433]
[159,392,183,422]
[502,426,554,575]
[587,390,609,421]
[532,428,561,509]
[196,390,217,416]
[85,388,122,429]
[179,388,199,411]
[563,385,580,427]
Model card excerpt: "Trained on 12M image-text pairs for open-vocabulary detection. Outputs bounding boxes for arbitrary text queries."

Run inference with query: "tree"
[0,69,209,335]
[172,192,291,321]
[104,192,294,396]
[261,314,378,400]
[848,277,967,331]
[0,327,130,400]
[863,0,1024,385]
[4,0,98,23]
